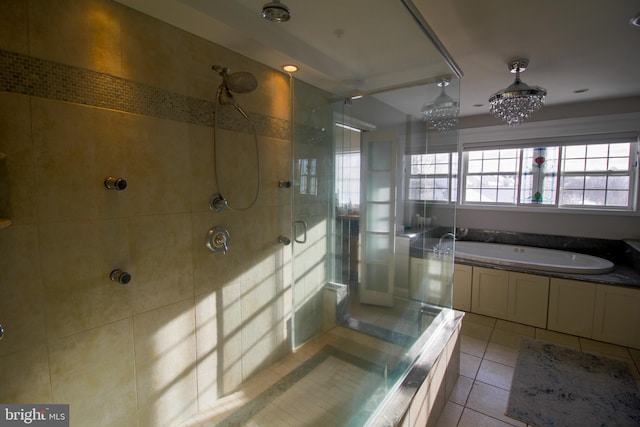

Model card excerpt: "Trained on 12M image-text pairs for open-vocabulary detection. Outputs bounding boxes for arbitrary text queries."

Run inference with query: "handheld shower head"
[225,72,258,94]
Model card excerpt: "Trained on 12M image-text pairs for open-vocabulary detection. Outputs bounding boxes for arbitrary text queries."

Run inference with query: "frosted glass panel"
[369,141,392,170]
[365,234,390,262]
[366,203,391,232]
[367,172,391,201]
[365,264,389,292]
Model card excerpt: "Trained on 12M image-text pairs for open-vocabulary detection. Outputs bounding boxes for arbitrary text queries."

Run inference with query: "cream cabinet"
[507,272,549,328]
[592,284,640,348]
[471,266,549,328]
[548,278,596,338]
[471,267,509,319]
[453,264,472,312]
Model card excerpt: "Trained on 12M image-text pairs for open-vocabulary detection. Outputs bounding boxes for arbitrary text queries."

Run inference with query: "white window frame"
[459,141,638,211]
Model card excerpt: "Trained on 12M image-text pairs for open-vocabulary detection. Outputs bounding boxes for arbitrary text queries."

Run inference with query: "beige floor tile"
[449,375,473,406]
[579,338,632,359]
[435,402,463,427]
[463,313,498,328]
[476,359,514,391]
[460,353,482,379]
[461,320,493,341]
[461,335,488,358]
[493,320,535,336]
[484,342,519,367]
[534,329,581,349]
[466,381,525,426]
[489,328,528,349]
[458,408,519,427]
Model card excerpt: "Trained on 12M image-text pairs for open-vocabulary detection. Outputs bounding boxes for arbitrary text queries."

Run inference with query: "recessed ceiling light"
[282,64,298,73]
[573,88,589,93]
[630,13,640,27]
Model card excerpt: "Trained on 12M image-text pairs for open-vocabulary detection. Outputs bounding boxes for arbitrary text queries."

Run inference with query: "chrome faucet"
[434,232,455,254]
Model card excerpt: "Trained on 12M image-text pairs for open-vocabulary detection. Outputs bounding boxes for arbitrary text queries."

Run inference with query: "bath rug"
[506,337,640,427]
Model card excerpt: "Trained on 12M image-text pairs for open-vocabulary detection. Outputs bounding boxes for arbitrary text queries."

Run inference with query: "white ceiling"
[117,0,640,119]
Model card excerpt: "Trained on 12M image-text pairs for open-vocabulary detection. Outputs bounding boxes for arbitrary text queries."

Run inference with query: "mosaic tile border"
[0,48,290,139]
[215,345,386,427]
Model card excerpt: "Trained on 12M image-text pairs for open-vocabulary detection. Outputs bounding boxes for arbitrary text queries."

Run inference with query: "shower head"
[261,0,290,23]
[212,65,258,94]
[212,65,258,106]
[225,72,258,94]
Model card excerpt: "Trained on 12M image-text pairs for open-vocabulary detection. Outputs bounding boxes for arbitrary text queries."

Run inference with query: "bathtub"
[448,241,615,274]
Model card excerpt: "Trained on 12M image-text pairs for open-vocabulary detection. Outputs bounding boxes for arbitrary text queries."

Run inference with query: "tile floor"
[434,313,640,427]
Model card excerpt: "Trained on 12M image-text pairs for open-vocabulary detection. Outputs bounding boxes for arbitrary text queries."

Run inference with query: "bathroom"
[1,1,639,427]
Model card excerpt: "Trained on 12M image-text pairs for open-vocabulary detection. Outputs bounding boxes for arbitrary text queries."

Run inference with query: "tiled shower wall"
[0,1,302,425]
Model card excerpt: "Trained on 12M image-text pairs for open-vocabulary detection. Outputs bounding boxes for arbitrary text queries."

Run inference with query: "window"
[464,149,518,203]
[298,158,317,195]
[335,152,360,206]
[407,137,638,211]
[559,143,633,207]
[408,153,458,202]
[460,141,637,210]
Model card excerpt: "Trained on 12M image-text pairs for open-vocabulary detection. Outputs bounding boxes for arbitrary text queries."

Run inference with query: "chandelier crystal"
[421,78,459,133]
[489,59,546,126]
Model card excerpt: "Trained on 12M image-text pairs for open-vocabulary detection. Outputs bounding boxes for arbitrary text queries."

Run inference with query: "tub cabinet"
[549,279,640,348]
[457,264,640,349]
[592,284,640,348]
[507,272,549,328]
[548,278,596,337]
[453,264,472,312]
[471,267,509,319]
[470,267,549,328]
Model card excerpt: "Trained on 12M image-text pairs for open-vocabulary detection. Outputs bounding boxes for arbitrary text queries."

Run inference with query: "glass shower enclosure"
[290,73,460,423]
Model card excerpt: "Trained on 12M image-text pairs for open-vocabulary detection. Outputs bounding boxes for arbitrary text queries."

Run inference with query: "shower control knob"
[110,269,131,285]
[278,180,292,188]
[104,177,127,191]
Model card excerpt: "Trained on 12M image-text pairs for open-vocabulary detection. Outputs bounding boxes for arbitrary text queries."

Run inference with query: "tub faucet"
[434,232,455,255]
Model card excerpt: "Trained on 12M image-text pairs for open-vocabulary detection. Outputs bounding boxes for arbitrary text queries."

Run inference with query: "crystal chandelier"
[421,78,459,133]
[489,59,547,126]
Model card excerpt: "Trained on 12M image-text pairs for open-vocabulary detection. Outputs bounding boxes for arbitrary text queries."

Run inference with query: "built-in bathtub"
[445,241,615,275]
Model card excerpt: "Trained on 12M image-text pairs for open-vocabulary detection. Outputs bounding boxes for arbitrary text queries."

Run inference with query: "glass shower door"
[290,79,333,349]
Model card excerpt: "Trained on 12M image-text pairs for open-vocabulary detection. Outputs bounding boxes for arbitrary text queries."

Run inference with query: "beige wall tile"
[0,225,45,356]
[0,345,51,403]
[240,275,288,378]
[31,99,132,222]
[28,0,122,75]
[39,219,132,340]
[49,318,137,427]
[129,213,194,314]
[120,5,191,94]
[187,124,216,213]
[0,93,36,224]
[122,114,192,216]
[0,0,29,53]
[134,298,198,427]
[219,282,243,394]
[194,292,220,405]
